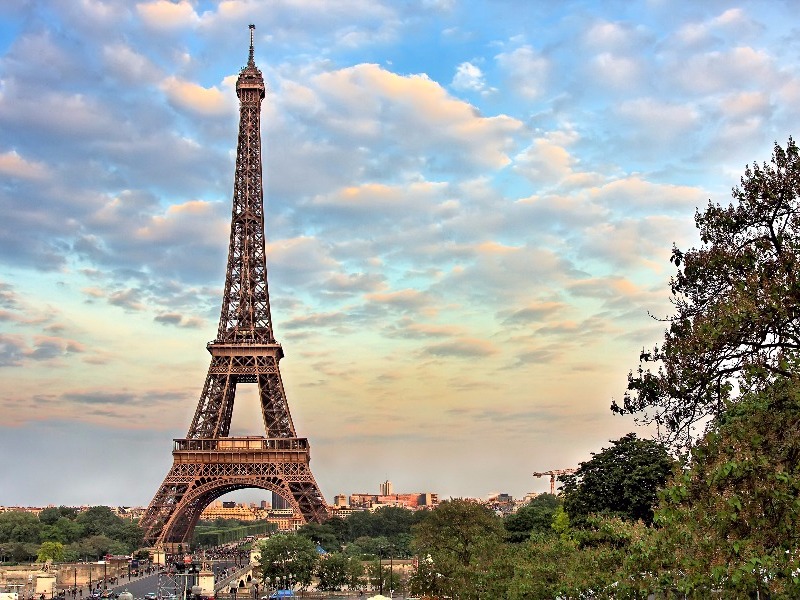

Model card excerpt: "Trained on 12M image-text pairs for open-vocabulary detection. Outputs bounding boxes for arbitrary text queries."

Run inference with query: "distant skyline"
[2,1,800,507]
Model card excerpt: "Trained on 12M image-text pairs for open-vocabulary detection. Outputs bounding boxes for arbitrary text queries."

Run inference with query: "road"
[109,561,240,600]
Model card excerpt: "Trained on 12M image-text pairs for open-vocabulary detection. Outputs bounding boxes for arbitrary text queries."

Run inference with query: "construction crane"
[532,468,577,494]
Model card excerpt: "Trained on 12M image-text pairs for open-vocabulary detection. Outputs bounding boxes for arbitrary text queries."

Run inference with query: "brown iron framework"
[140,25,328,547]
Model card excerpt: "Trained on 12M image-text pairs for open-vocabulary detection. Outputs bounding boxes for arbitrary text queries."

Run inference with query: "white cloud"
[589,52,642,90]
[671,46,775,95]
[495,45,548,99]
[309,63,523,171]
[136,1,199,30]
[451,62,486,92]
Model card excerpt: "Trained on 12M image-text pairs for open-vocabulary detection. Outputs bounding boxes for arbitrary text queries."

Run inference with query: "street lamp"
[378,547,383,595]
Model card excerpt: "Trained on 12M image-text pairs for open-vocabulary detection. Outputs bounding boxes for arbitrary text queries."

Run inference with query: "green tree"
[296,521,342,552]
[626,376,800,597]
[504,493,560,542]
[315,553,349,591]
[75,507,124,538]
[560,433,675,526]
[76,534,118,560]
[255,533,319,589]
[0,511,42,543]
[42,517,84,544]
[615,138,800,450]
[37,541,65,562]
[38,507,77,526]
[410,499,504,600]
[345,555,365,591]
[346,511,373,540]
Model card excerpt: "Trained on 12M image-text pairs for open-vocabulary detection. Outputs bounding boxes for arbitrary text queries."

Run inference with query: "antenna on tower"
[248,24,255,65]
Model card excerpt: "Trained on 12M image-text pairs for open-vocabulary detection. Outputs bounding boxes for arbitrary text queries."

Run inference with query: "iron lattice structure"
[140,26,328,547]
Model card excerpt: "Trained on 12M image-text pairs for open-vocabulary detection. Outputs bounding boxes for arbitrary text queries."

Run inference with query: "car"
[144,593,157,600]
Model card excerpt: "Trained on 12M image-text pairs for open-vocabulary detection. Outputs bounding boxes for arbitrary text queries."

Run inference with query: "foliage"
[624,377,800,597]
[313,552,364,591]
[255,533,319,589]
[560,433,675,526]
[409,499,504,599]
[366,559,403,595]
[615,137,800,450]
[37,541,65,562]
[193,519,275,547]
[0,506,142,557]
[551,504,570,539]
[504,493,560,542]
[42,517,84,545]
[0,512,42,544]
[314,552,349,591]
[0,541,39,563]
[297,507,422,557]
[38,507,78,526]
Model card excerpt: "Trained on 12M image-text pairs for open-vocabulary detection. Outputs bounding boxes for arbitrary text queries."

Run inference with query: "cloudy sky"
[1,0,798,508]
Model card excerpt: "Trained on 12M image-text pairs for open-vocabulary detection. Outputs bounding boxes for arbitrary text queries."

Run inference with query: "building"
[348,492,439,510]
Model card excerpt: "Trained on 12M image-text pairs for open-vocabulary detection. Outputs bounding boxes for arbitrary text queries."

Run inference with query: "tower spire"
[248,23,255,67]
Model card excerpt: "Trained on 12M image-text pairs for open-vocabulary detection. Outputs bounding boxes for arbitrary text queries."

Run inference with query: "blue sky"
[1,0,798,507]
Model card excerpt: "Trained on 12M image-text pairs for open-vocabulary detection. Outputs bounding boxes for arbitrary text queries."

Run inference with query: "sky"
[1,0,799,509]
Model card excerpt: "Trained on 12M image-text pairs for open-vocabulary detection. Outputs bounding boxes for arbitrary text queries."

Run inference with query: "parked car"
[144,593,157,600]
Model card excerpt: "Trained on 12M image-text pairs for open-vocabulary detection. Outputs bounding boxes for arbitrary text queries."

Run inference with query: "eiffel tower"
[140,25,328,547]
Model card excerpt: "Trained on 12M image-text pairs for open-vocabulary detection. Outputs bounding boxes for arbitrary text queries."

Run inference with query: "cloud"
[161,76,231,116]
[495,45,549,99]
[671,46,775,95]
[108,288,146,311]
[365,289,434,314]
[500,301,567,325]
[422,337,498,358]
[154,312,206,328]
[589,52,643,90]
[0,334,26,367]
[308,63,524,171]
[384,319,465,340]
[0,282,19,308]
[102,43,162,85]
[136,1,199,30]
[0,150,48,180]
[616,97,699,140]
[451,62,486,92]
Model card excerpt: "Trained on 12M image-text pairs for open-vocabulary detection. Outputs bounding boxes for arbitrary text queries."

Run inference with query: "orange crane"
[532,468,577,494]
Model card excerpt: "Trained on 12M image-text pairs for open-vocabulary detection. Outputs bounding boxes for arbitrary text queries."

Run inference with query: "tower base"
[140,437,329,545]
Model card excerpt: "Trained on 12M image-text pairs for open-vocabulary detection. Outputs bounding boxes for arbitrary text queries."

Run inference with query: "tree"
[410,499,504,599]
[315,553,350,591]
[42,517,84,545]
[0,511,42,543]
[297,517,349,551]
[504,493,560,543]
[626,376,800,597]
[560,433,675,526]
[37,541,65,562]
[38,507,77,526]
[615,138,800,450]
[255,534,319,589]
